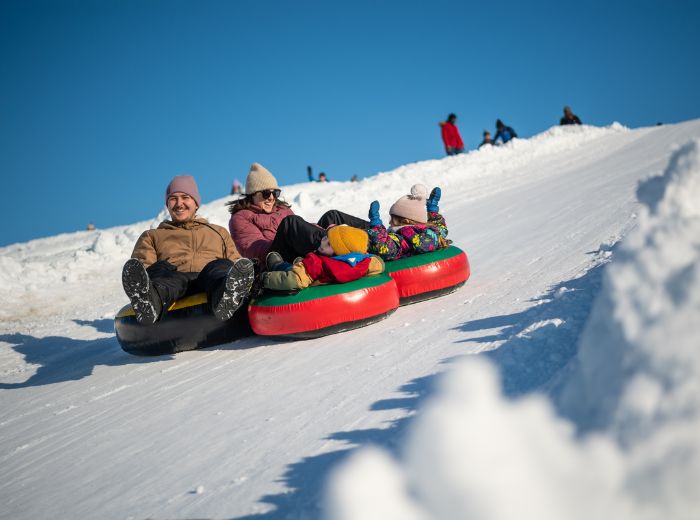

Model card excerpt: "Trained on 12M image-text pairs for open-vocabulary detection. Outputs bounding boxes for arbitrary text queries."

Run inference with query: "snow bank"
[325,140,700,519]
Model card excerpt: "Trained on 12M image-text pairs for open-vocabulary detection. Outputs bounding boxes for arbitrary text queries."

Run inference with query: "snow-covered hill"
[1,121,699,519]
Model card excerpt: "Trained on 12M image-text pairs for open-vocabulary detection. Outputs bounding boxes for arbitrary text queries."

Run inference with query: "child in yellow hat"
[262,225,384,292]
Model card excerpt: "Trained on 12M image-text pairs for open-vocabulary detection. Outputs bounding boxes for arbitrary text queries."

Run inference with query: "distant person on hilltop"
[122,175,254,325]
[439,113,465,156]
[493,119,518,145]
[478,130,493,149]
[560,106,582,126]
[230,178,242,195]
[307,166,329,182]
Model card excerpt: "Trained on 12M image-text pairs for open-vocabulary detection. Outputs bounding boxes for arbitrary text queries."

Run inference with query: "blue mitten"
[427,187,441,213]
[368,200,383,227]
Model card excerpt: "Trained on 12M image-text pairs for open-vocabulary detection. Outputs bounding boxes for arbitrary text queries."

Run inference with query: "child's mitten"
[427,187,441,213]
[368,200,383,227]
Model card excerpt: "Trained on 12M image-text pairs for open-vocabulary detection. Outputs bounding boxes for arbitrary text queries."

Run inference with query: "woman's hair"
[226,194,291,214]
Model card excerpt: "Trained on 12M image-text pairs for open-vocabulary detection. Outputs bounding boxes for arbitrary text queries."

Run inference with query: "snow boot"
[266,251,292,272]
[212,258,255,321]
[122,259,162,325]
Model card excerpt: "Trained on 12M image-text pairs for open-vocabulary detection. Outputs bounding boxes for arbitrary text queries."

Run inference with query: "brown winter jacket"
[131,217,240,273]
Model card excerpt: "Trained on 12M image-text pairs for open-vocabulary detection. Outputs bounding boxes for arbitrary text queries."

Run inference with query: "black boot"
[122,259,162,325]
[212,258,255,321]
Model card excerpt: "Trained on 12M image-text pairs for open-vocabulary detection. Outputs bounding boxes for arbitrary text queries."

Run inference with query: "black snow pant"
[146,258,234,315]
[317,209,370,230]
[269,210,370,262]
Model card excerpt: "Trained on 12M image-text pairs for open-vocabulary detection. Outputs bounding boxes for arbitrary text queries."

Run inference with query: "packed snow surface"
[2,121,699,519]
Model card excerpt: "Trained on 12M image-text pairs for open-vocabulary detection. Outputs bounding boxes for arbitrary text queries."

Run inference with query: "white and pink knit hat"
[389,184,428,223]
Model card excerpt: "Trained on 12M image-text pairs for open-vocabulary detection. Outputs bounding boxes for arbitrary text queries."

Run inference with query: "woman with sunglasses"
[228,163,369,265]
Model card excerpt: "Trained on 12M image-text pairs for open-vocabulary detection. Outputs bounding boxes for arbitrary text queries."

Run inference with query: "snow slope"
[1,120,699,519]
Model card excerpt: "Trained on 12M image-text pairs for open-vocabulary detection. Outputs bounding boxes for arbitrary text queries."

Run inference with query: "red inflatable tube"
[249,274,399,339]
[384,246,470,305]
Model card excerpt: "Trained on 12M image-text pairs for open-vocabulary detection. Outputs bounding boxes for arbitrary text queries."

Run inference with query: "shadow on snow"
[235,252,610,519]
[0,317,263,389]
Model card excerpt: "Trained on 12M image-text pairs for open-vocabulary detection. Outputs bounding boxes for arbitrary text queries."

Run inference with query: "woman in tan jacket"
[122,175,254,325]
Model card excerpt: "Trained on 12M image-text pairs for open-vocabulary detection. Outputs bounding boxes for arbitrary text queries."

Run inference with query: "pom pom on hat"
[165,175,201,207]
[389,183,428,224]
[245,163,279,195]
[327,225,369,256]
[410,184,428,198]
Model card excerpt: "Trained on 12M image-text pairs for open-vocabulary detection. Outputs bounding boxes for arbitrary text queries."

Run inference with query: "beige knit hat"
[389,184,429,224]
[245,163,279,195]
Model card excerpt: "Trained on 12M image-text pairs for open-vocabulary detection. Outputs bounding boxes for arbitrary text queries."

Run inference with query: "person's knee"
[205,258,234,269]
[146,260,177,278]
[280,214,303,227]
[318,210,340,227]
[201,258,234,277]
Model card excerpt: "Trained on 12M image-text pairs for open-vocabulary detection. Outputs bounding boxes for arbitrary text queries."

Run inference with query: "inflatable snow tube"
[384,245,470,305]
[114,293,253,356]
[248,273,400,340]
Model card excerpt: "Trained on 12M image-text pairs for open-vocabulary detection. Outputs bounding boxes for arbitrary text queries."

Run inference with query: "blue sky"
[2,0,699,247]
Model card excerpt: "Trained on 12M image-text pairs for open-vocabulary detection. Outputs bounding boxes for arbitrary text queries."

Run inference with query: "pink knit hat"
[389,184,428,224]
[165,175,201,207]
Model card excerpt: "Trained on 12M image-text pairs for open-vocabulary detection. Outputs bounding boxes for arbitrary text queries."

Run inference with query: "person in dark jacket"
[493,119,518,145]
[439,113,465,155]
[478,130,493,148]
[560,105,582,125]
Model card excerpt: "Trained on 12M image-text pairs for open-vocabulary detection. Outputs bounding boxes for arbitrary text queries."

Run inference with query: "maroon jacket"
[229,204,295,263]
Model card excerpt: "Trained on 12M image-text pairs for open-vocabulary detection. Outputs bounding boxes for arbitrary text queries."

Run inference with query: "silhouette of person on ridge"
[493,119,518,145]
[439,113,465,155]
[479,130,493,149]
[560,105,582,125]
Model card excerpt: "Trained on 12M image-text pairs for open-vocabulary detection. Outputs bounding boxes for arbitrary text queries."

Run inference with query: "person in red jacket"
[439,113,465,155]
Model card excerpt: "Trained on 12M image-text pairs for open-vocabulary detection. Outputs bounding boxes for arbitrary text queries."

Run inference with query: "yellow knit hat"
[327,225,369,255]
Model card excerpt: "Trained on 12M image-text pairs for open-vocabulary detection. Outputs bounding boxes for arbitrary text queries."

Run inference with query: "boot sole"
[213,259,255,321]
[122,259,158,325]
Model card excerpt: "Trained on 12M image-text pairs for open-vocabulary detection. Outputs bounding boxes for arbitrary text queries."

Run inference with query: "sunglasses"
[257,189,281,200]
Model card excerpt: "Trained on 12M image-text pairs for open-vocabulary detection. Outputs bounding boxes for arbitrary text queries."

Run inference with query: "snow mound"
[325,140,700,520]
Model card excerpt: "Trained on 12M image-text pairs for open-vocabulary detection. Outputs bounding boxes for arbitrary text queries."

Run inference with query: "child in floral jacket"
[261,225,385,292]
[367,184,449,261]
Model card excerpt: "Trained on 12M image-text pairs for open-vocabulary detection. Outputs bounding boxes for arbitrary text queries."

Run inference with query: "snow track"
[2,120,699,519]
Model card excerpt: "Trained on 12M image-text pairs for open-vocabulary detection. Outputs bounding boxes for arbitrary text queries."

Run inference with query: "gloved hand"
[261,271,300,291]
[427,187,441,213]
[368,200,383,227]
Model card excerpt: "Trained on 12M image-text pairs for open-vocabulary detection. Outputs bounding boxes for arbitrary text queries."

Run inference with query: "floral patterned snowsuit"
[367,212,449,261]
